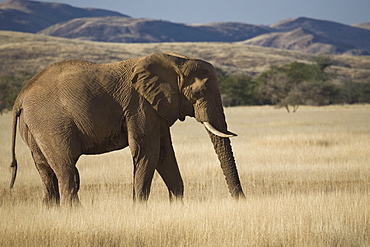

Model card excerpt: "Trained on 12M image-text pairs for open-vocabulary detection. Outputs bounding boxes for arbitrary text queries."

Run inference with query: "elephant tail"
[10,105,21,189]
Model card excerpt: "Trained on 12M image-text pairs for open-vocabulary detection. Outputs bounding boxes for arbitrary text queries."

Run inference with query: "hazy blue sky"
[6,0,370,25]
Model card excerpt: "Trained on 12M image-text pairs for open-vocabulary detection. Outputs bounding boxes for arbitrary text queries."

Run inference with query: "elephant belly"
[82,130,129,155]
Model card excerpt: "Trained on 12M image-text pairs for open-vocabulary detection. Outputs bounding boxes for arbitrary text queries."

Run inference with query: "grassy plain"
[0,105,369,246]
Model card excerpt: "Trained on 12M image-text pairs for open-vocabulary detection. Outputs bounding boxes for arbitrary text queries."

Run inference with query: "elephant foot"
[42,197,60,209]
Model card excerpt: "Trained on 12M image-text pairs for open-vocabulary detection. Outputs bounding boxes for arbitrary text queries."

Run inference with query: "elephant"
[9,52,245,207]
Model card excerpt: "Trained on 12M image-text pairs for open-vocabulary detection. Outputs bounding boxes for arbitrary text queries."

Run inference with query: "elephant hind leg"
[49,163,80,207]
[34,160,60,206]
[19,118,60,206]
[38,145,81,207]
[33,149,81,207]
[30,147,60,206]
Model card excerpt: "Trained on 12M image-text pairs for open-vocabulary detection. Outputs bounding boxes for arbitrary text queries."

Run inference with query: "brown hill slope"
[270,17,370,55]
[0,0,127,33]
[239,28,358,55]
[1,31,369,81]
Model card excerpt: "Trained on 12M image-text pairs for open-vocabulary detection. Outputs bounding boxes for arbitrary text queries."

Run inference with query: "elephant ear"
[131,53,181,124]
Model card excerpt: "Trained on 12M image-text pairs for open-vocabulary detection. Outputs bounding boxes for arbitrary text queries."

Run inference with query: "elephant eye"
[191,77,208,100]
[194,89,206,99]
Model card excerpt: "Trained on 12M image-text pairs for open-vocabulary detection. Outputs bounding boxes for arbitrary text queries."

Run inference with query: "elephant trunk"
[208,130,245,199]
[193,77,245,198]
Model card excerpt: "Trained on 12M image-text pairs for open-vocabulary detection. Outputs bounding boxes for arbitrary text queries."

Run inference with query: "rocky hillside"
[1,0,370,55]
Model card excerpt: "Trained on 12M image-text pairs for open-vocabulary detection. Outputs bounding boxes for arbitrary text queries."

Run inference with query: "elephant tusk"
[203,122,237,138]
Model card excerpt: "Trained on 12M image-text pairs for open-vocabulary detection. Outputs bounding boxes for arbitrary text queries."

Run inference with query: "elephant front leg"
[156,129,184,201]
[129,131,161,202]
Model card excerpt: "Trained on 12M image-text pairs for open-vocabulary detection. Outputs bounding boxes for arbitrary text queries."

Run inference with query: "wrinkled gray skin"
[10,53,245,207]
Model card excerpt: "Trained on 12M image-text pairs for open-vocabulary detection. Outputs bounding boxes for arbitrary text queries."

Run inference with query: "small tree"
[218,73,259,106]
[257,56,335,112]
[257,65,302,112]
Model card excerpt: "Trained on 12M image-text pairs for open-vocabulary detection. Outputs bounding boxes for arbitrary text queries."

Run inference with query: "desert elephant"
[9,52,245,207]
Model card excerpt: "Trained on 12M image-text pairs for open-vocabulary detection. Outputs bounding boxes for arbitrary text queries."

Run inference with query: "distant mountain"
[1,1,370,55]
[353,23,370,31]
[268,17,370,55]
[0,0,127,33]
[38,17,270,43]
[38,17,216,43]
[189,22,272,42]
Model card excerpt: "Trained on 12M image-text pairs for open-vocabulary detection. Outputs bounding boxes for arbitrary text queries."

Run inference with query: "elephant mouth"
[203,122,237,138]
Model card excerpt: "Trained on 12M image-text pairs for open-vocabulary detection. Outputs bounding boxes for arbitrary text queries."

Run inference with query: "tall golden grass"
[0,105,369,246]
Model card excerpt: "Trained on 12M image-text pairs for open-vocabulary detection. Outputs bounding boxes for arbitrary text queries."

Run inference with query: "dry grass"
[0,105,369,246]
[1,31,370,80]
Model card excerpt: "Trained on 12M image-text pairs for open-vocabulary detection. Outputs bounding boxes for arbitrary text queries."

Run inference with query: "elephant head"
[131,53,245,199]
